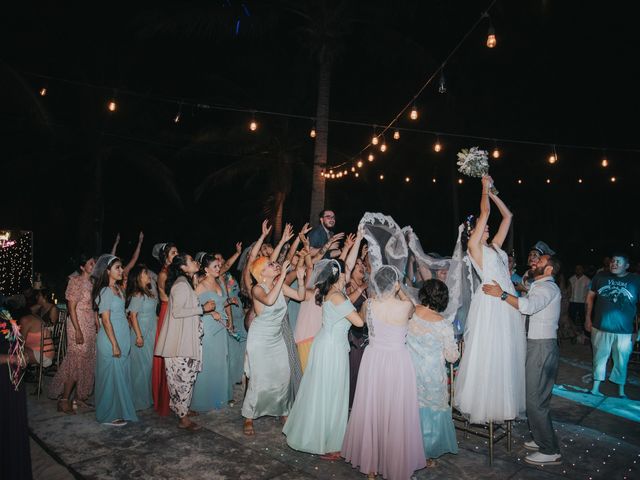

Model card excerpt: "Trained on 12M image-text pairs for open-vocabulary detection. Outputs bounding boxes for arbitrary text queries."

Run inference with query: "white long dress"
[453,244,526,424]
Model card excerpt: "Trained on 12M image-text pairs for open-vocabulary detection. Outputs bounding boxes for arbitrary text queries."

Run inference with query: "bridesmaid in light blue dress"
[191,255,233,411]
[224,271,247,385]
[283,261,363,457]
[92,254,137,426]
[126,265,158,411]
[407,279,460,463]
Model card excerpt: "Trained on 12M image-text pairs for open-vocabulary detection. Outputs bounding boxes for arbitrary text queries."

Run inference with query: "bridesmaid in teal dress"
[242,255,306,435]
[223,271,247,385]
[91,254,138,426]
[191,255,233,411]
[126,265,158,411]
[283,259,363,458]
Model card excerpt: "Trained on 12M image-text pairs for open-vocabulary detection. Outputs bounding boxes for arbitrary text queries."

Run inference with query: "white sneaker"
[524,440,539,451]
[524,452,562,466]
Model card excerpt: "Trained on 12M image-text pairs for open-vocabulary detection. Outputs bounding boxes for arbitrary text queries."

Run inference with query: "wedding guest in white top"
[568,264,590,325]
[483,254,563,467]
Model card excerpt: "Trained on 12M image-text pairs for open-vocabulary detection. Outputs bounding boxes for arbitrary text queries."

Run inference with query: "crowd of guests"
[1,194,639,479]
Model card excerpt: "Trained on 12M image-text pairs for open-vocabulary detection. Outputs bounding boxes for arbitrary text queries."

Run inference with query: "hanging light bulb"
[355,172,360,178]
[343,170,348,175]
[601,158,609,167]
[39,87,47,96]
[372,136,379,145]
[380,136,387,152]
[174,111,181,123]
[393,129,400,140]
[457,178,463,184]
[310,126,317,138]
[249,116,258,131]
[548,146,558,164]
[410,104,418,120]
[379,174,384,180]
[405,177,411,183]
[578,178,583,184]
[351,166,356,172]
[434,137,442,153]
[331,173,336,179]
[546,178,551,184]
[492,145,500,159]
[485,13,497,48]
[107,99,117,112]
[357,160,364,168]
[432,178,437,183]
[438,72,447,94]
[517,179,522,184]
[368,152,375,162]
[610,176,617,183]
[320,171,325,177]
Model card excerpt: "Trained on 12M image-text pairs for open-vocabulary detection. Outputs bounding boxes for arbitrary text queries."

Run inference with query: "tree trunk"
[309,50,332,225]
[272,190,286,244]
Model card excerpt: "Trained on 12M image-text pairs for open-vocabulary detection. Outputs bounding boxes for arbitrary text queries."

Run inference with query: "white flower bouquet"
[456,147,498,194]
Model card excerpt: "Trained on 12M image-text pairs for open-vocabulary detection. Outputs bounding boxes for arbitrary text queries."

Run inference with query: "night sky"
[2,1,639,290]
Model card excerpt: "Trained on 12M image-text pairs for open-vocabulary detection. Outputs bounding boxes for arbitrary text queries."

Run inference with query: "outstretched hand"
[481,175,494,191]
[281,223,295,243]
[261,220,272,237]
[482,280,503,297]
[138,231,144,243]
[235,242,243,254]
[299,222,312,236]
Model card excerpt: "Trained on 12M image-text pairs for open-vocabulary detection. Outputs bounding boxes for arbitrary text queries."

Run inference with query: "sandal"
[57,398,75,415]
[319,452,341,461]
[243,419,255,436]
[178,421,201,431]
[186,410,199,417]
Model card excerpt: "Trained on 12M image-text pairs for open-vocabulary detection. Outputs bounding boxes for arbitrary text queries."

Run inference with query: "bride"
[453,175,526,424]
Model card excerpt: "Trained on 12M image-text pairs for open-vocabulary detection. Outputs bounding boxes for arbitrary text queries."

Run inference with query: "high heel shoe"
[57,398,75,414]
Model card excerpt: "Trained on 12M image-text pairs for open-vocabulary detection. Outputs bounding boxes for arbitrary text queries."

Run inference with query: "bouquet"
[456,147,498,194]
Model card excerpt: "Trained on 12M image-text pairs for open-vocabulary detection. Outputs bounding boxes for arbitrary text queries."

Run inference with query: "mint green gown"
[242,287,292,419]
[282,298,355,454]
[127,294,158,410]
[191,285,233,411]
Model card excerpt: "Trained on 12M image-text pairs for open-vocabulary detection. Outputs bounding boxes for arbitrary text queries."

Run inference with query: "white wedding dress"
[453,244,526,424]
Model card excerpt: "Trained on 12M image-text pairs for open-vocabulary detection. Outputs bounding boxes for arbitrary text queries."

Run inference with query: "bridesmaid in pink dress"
[50,255,97,413]
[342,266,425,480]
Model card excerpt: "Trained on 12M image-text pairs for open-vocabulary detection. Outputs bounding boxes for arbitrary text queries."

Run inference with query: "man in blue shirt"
[585,253,640,398]
[308,209,341,259]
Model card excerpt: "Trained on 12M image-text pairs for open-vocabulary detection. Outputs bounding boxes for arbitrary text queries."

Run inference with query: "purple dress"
[341,301,426,479]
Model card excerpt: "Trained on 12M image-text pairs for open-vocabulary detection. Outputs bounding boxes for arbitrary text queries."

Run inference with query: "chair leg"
[488,421,494,466]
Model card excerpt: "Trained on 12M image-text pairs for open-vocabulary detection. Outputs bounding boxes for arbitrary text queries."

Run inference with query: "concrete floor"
[27,342,640,480]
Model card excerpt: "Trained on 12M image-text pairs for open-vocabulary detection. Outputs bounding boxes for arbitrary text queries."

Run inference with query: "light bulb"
[432,178,436,183]
[380,143,387,152]
[410,105,418,120]
[320,171,325,177]
[438,73,447,94]
[39,87,47,96]
[355,172,359,178]
[492,148,500,159]
[517,179,522,184]
[379,174,384,180]
[310,127,316,138]
[357,160,364,168]
[351,166,356,172]
[368,153,374,162]
[393,129,400,140]
[174,112,181,123]
[249,120,258,131]
[107,100,117,112]
[458,178,463,184]
[405,177,411,183]
[343,170,348,175]
[546,178,551,184]
[331,173,335,179]
[372,135,379,145]
[611,176,616,182]
[487,25,497,48]
[434,140,442,152]
[601,158,609,167]
[548,153,557,164]
[329,170,334,174]
[578,178,583,183]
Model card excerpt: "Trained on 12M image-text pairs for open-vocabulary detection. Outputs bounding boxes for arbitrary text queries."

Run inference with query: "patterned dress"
[50,274,96,400]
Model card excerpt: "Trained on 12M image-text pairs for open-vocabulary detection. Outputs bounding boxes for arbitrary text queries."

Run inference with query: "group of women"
[46,174,526,480]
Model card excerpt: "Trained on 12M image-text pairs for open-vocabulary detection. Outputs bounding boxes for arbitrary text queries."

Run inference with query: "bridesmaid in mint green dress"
[224,271,247,385]
[283,260,363,457]
[92,254,138,426]
[191,256,233,411]
[126,265,158,411]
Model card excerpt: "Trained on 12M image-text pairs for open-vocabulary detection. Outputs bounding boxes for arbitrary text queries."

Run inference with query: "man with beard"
[585,253,640,398]
[308,209,341,259]
[518,241,556,294]
[483,254,563,466]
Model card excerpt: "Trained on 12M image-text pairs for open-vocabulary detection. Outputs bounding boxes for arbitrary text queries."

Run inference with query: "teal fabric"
[283,299,355,454]
[224,273,247,384]
[95,287,138,423]
[127,294,158,410]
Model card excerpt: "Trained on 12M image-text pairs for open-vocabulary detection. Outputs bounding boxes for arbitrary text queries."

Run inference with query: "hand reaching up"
[261,220,272,237]
[235,242,243,254]
[281,223,295,243]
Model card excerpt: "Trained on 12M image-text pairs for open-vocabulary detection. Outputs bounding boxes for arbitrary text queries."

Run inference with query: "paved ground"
[27,342,640,480]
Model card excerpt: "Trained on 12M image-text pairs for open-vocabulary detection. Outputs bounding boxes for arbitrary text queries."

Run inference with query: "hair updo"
[461,214,477,251]
[418,279,449,313]
[315,259,345,306]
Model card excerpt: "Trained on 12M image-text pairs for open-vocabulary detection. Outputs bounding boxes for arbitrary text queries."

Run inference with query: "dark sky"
[2,0,639,288]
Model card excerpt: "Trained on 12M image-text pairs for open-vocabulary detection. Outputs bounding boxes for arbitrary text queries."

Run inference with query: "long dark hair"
[77,253,96,274]
[160,242,177,266]
[91,256,121,312]
[166,253,192,293]
[461,215,478,251]
[315,259,345,306]
[125,264,155,309]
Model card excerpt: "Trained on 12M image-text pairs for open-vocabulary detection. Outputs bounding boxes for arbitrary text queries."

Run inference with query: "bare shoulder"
[329,291,347,305]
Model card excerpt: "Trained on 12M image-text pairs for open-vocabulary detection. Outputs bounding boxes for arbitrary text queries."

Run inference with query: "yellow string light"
[432,178,436,183]
[405,177,411,183]
[351,166,356,172]
[39,87,47,96]
[379,174,384,180]
[601,158,609,167]
[410,104,418,120]
[393,129,400,140]
[368,153,375,162]
[355,172,359,178]
[380,141,387,152]
[610,176,617,182]
[310,126,316,138]
[578,178,583,184]
[107,100,117,112]
[434,138,442,153]
[517,179,522,184]
[546,178,551,184]
[357,160,364,168]
[492,147,500,159]
[458,178,463,184]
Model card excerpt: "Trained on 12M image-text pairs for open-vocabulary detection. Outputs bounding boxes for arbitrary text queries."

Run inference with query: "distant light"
[434,139,442,153]
[410,104,418,120]
[372,135,379,145]
[492,148,500,159]
[601,158,609,167]
[380,142,387,153]
[578,178,583,184]
[331,174,335,179]
[249,120,258,131]
[405,177,411,183]
[310,127,316,138]
[39,87,47,97]
[343,170,348,175]
[351,166,356,172]
[355,172,359,178]
[548,154,557,164]
[379,174,384,180]
[517,179,522,184]
[546,178,551,184]
[432,178,436,183]
[107,100,117,112]
[393,129,400,140]
[458,178,463,184]
[357,160,364,168]
[610,176,616,183]
[174,112,181,123]
[320,171,325,177]
[368,153,374,162]
[438,72,447,94]
[486,24,497,48]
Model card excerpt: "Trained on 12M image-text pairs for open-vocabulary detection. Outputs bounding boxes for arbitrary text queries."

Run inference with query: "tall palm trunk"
[309,50,332,224]
[272,190,286,244]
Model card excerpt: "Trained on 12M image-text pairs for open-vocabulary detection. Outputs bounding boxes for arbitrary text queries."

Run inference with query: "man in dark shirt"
[308,209,340,259]
[585,253,640,398]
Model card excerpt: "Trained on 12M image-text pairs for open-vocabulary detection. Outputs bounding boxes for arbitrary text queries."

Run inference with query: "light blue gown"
[242,288,292,418]
[283,298,355,454]
[224,273,247,385]
[407,316,459,459]
[191,284,233,411]
[286,279,301,332]
[127,294,158,410]
[95,287,138,423]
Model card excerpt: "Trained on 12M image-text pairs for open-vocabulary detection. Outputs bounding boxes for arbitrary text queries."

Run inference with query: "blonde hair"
[250,257,270,283]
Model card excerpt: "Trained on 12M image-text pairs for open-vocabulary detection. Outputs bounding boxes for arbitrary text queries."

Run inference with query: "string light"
[611,176,617,182]
[517,179,522,184]
[546,178,551,184]
[434,137,442,153]
[438,72,447,94]
[379,174,384,180]
[355,172,359,178]
[310,125,317,138]
[380,136,387,152]
[249,113,258,131]
[548,145,558,164]
[351,166,356,172]
[485,14,497,48]
[368,152,375,162]
[458,178,463,184]
[371,126,379,145]
[492,143,500,159]
[39,87,47,96]
[410,104,418,120]
[405,176,411,183]
[357,160,364,168]
[107,99,117,112]
[578,178,583,183]
[393,128,400,140]
[601,158,609,167]
[432,178,436,183]
[174,103,182,124]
